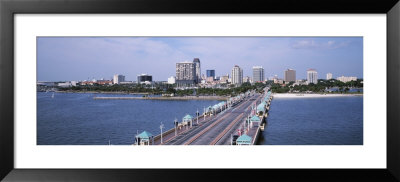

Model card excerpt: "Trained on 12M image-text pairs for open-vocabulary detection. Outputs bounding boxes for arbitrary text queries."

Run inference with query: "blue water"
[37,92,220,145]
[258,96,363,145]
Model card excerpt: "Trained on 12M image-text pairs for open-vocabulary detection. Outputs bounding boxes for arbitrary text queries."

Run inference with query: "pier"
[134,88,273,145]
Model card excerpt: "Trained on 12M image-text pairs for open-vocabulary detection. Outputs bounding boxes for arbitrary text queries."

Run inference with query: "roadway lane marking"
[209,113,244,145]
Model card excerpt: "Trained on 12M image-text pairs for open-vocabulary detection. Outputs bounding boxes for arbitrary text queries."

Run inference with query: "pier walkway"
[135,88,272,145]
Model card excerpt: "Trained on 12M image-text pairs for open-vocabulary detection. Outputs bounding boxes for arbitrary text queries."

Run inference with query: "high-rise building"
[306,69,318,84]
[284,69,296,82]
[113,74,125,84]
[193,58,201,83]
[252,66,264,82]
[176,62,196,86]
[137,74,152,84]
[326,73,333,80]
[231,65,243,85]
[206,70,215,79]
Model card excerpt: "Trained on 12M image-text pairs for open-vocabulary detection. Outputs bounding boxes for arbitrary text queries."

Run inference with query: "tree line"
[58,82,267,96]
[271,79,363,93]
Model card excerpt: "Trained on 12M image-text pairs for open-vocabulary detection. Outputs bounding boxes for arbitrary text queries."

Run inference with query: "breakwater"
[93,96,228,101]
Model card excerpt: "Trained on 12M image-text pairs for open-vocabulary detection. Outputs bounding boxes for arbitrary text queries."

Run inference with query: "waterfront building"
[274,79,284,85]
[120,81,134,85]
[295,79,307,86]
[113,74,125,84]
[306,69,318,84]
[193,58,201,83]
[220,74,229,84]
[206,70,215,79]
[206,77,214,83]
[167,76,176,84]
[97,80,112,85]
[252,66,264,82]
[326,73,333,80]
[176,61,196,87]
[243,76,251,83]
[231,65,243,86]
[58,82,73,87]
[137,74,152,84]
[337,76,357,83]
[284,69,296,82]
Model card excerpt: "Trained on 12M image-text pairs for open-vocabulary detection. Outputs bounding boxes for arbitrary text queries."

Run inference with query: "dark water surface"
[38,92,363,145]
[257,96,363,145]
[37,92,220,145]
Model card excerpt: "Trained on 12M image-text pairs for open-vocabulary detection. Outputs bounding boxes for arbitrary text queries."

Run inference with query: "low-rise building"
[337,76,357,83]
[168,76,176,84]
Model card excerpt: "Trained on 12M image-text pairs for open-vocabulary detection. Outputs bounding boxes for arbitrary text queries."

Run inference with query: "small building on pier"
[250,115,261,128]
[135,131,154,145]
[183,114,193,128]
[236,134,252,145]
[257,102,266,116]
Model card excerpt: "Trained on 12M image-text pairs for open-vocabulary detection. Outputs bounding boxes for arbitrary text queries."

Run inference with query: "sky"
[37,37,363,82]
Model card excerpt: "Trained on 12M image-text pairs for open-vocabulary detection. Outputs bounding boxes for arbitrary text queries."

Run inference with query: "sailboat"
[51,92,54,99]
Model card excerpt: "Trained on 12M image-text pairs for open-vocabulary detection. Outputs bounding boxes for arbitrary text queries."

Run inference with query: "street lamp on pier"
[203,107,206,120]
[160,122,164,144]
[174,118,178,136]
[196,109,199,125]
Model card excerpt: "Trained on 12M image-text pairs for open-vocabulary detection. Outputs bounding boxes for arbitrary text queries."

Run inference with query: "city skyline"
[37,37,363,82]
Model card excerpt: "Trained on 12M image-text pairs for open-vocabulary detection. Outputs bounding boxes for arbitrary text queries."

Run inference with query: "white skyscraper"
[231,65,243,85]
[113,74,125,84]
[306,69,318,84]
[326,73,333,80]
[252,66,264,82]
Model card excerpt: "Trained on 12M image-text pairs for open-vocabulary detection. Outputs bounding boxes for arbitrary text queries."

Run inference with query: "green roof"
[136,131,153,139]
[250,115,261,122]
[236,134,252,144]
[257,103,266,112]
[183,114,193,121]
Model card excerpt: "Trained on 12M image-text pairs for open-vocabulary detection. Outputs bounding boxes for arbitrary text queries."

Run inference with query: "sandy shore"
[273,93,363,98]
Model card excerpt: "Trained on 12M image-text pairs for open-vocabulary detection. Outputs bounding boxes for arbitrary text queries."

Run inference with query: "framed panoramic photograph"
[1,0,400,181]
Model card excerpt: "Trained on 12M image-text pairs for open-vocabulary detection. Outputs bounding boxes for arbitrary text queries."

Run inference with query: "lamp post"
[248,115,250,130]
[196,109,199,125]
[203,107,206,120]
[160,122,164,144]
[174,118,178,136]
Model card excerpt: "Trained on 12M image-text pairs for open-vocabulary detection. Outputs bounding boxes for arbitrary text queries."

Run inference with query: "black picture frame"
[1,0,399,181]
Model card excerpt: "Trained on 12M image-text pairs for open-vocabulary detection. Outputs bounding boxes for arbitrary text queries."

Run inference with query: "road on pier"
[163,93,262,145]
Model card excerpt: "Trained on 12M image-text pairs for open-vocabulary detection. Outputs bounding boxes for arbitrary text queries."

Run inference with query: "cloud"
[291,39,351,49]
[38,37,362,81]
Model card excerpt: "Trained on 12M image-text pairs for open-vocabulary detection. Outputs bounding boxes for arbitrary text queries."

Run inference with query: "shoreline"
[273,93,363,98]
[54,91,150,95]
[93,95,228,101]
